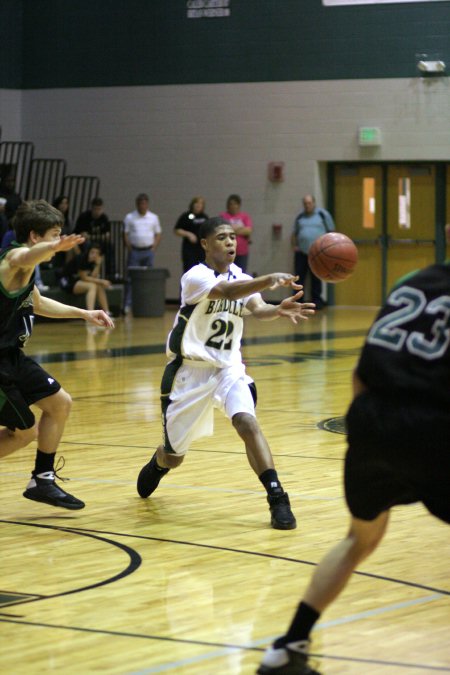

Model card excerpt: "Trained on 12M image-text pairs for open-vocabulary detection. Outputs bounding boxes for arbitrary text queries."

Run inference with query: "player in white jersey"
[137,217,315,529]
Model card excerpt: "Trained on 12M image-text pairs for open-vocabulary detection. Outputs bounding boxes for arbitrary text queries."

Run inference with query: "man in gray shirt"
[290,195,335,309]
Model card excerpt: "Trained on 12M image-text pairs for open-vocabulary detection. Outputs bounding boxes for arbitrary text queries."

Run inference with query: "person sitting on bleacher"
[74,197,114,277]
[59,243,112,317]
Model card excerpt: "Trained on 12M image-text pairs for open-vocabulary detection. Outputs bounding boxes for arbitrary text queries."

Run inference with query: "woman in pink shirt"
[220,194,253,272]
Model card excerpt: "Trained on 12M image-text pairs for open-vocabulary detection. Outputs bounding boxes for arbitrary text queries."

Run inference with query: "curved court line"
[0,520,142,607]
[32,523,450,597]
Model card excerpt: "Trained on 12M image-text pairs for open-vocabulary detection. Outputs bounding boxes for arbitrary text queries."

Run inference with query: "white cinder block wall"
[4,77,450,299]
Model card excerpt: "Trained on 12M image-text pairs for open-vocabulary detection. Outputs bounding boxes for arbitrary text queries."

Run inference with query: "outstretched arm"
[248,289,316,324]
[209,273,302,301]
[33,288,115,328]
[7,234,86,269]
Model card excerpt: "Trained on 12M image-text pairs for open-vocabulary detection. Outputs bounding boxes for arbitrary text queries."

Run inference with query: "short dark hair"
[199,216,231,240]
[13,200,63,243]
[227,194,241,206]
[91,197,104,207]
[136,193,149,202]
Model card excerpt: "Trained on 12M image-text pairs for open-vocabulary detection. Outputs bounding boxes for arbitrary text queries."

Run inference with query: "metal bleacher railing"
[0,139,128,282]
[25,158,67,201]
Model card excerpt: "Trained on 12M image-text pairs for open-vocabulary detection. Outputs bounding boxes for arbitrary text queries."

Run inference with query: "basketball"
[308,232,358,283]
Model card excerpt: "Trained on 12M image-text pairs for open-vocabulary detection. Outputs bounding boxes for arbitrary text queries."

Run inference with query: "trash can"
[129,267,170,317]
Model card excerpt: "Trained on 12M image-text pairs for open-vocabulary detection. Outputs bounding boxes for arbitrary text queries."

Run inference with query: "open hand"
[53,234,86,252]
[276,290,316,324]
[86,309,115,328]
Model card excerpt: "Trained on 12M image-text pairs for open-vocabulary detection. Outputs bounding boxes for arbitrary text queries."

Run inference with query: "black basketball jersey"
[356,263,450,408]
[0,244,36,350]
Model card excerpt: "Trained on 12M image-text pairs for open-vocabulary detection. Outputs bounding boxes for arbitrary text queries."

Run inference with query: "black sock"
[259,468,283,495]
[33,450,56,475]
[273,602,321,648]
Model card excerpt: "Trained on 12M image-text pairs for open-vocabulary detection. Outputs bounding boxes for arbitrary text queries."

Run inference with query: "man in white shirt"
[123,193,162,312]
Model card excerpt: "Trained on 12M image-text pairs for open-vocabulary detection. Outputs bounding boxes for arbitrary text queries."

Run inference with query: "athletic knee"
[51,389,72,418]
[232,412,259,437]
[347,522,385,559]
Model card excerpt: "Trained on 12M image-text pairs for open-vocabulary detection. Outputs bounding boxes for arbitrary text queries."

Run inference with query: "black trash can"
[129,267,170,317]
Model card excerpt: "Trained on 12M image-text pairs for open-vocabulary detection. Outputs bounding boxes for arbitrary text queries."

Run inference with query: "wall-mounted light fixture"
[417,60,446,74]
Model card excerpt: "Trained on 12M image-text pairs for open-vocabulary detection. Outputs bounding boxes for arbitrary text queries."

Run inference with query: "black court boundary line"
[5,520,447,598]
[3,521,449,672]
[58,439,344,463]
[29,328,368,364]
[1,617,449,672]
[0,521,142,608]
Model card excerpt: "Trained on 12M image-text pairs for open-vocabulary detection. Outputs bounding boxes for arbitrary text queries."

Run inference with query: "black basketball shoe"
[137,452,170,498]
[23,467,85,510]
[267,492,297,530]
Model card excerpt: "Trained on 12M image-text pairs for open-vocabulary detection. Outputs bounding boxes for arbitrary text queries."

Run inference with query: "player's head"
[13,200,63,243]
[199,217,236,270]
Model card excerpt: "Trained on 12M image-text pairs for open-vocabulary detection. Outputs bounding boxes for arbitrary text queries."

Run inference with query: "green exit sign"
[358,127,381,146]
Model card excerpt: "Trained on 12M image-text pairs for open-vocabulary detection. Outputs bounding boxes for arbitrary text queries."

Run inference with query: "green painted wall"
[0,0,23,88]
[2,0,450,89]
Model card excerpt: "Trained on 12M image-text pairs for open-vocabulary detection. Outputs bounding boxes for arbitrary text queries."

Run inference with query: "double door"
[331,163,445,306]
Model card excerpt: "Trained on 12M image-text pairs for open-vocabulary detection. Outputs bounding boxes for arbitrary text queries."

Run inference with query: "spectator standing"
[219,194,253,272]
[174,196,208,273]
[123,193,162,313]
[290,194,335,309]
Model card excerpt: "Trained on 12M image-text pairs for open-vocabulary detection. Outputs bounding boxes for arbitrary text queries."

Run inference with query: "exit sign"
[359,127,381,146]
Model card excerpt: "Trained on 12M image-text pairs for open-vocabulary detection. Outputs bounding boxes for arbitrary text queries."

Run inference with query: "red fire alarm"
[268,162,285,183]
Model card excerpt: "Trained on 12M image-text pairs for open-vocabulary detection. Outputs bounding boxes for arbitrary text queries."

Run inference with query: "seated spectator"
[58,243,112,316]
[53,194,74,235]
[0,197,8,243]
[0,171,22,222]
[52,194,75,269]
[75,197,113,277]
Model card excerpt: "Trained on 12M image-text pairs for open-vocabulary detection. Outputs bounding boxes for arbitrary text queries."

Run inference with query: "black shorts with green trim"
[0,348,61,430]
[345,391,450,524]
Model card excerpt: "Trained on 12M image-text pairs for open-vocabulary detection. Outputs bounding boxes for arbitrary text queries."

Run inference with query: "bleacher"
[0,137,125,314]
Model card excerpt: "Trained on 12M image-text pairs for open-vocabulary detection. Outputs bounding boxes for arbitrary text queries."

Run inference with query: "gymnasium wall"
[1,1,450,297]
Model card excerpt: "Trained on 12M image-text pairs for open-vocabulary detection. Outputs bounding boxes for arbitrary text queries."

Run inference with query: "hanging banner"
[187,0,231,18]
[323,1,446,5]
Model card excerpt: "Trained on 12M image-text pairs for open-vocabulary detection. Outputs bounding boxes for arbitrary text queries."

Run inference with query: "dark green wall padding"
[1,0,450,89]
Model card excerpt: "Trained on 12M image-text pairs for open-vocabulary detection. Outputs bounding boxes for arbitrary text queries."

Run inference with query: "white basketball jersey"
[167,263,261,367]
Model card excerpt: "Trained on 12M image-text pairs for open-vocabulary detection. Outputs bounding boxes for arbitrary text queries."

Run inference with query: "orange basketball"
[308,232,358,283]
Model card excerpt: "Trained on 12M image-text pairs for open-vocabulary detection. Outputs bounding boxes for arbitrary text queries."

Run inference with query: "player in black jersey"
[0,200,114,509]
[257,261,450,675]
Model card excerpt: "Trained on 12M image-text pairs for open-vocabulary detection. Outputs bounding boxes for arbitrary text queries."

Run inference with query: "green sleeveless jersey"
[0,243,36,350]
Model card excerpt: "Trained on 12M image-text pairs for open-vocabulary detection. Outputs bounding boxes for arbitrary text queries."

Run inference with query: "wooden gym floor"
[0,306,449,674]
